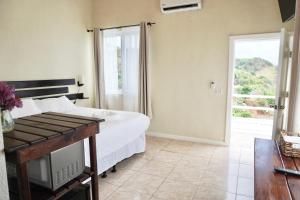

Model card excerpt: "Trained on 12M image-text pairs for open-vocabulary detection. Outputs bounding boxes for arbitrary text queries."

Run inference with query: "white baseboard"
[147,131,227,146]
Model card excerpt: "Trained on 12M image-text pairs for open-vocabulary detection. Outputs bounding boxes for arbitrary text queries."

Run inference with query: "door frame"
[225,32,281,145]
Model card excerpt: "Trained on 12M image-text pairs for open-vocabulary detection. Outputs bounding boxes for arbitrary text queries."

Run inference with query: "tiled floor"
[96,133,255,200]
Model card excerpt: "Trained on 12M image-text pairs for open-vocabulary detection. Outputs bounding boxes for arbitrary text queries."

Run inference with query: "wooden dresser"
[3,112,104,200]
[255,138,300,200]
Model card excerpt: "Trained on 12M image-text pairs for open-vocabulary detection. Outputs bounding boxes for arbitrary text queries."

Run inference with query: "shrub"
[232,108,252,118]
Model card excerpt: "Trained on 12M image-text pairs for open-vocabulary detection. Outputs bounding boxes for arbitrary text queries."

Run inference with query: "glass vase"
[1,110,14,133]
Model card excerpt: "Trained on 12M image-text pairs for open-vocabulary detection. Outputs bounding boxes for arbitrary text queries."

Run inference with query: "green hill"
[233,57,277,118]
[235,57,275,73]
[234,57,276,96]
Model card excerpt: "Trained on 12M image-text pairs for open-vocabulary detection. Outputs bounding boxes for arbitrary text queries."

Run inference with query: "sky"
[234,39,280,66]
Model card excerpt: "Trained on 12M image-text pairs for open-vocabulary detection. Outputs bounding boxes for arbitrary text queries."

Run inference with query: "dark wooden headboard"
[6,79,85,100]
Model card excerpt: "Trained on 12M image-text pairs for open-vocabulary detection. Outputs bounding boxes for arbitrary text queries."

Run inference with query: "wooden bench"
[255,138,300,200]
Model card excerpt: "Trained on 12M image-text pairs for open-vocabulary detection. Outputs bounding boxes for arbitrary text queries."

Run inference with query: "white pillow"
[11,98,42,119]
[34,96,75,113]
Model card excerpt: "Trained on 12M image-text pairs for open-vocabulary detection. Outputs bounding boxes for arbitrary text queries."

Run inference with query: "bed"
[65,106,150,174]
[7,79,150,175]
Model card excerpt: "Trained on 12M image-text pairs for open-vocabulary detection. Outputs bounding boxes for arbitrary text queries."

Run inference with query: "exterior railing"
[232,94,275,112]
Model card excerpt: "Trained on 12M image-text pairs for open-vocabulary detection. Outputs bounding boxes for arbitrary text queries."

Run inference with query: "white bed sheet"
[65,106,150,174]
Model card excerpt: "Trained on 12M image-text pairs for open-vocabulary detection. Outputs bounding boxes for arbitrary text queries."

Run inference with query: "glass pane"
[103,35,121,94]
[103,26,140,100]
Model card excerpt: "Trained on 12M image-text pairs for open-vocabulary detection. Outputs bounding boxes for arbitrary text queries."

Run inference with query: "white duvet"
[65,107,150,157]
[65,106,150,173]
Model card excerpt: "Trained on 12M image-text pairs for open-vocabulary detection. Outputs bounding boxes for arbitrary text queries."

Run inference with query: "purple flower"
[0,82,23,111]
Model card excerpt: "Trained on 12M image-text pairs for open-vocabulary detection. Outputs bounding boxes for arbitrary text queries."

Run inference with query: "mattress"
[65,107,150,174]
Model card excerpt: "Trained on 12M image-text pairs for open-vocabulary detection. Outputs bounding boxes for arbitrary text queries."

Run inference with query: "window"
[103,27,140,95]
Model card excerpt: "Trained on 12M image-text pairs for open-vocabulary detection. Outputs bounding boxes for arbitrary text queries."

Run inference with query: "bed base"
[101,165,117,179]
[101,172,107,178]
[111,165,117,173]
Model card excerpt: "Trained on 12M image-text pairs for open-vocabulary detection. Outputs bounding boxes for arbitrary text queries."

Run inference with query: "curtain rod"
[87,22,155,32]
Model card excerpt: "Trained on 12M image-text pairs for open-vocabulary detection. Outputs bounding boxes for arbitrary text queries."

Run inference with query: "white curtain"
[103,27,140,112]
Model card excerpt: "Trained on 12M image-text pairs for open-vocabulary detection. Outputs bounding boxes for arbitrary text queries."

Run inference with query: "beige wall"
[0,0,94,107]
[0,0,295,143]
[0,1,94,195]
[93,0,294,142]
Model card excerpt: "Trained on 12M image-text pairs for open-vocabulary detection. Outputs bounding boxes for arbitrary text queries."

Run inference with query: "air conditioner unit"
[161,0,202,14]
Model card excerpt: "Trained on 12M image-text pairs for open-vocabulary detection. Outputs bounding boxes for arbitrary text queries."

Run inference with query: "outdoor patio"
[230,117,273,149]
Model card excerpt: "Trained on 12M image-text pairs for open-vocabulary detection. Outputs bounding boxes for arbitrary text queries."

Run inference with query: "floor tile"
[214,146,241,154]
[236,195,254,200]
[239,149,254,165]
[138,148,161,160]
[167,165,204,185]
[238,164,254,179]
[211,149,240,164]
[177,155,210,169]
[153,180,198,200]
[152,150,183,164]
[140,160,175,177]
[103,169,136,186]
[149,197,164,200]
[106,190,151,200]
[207,162,239,176]
[199,171,238,193]
[162,140,193,153]
[118,173,164,195]
[118,155,148,171]
[193,187,236,200]
[187,143,216,158]
[98,181,118,200]
[231,136,254,150]
[237,177,254,197]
